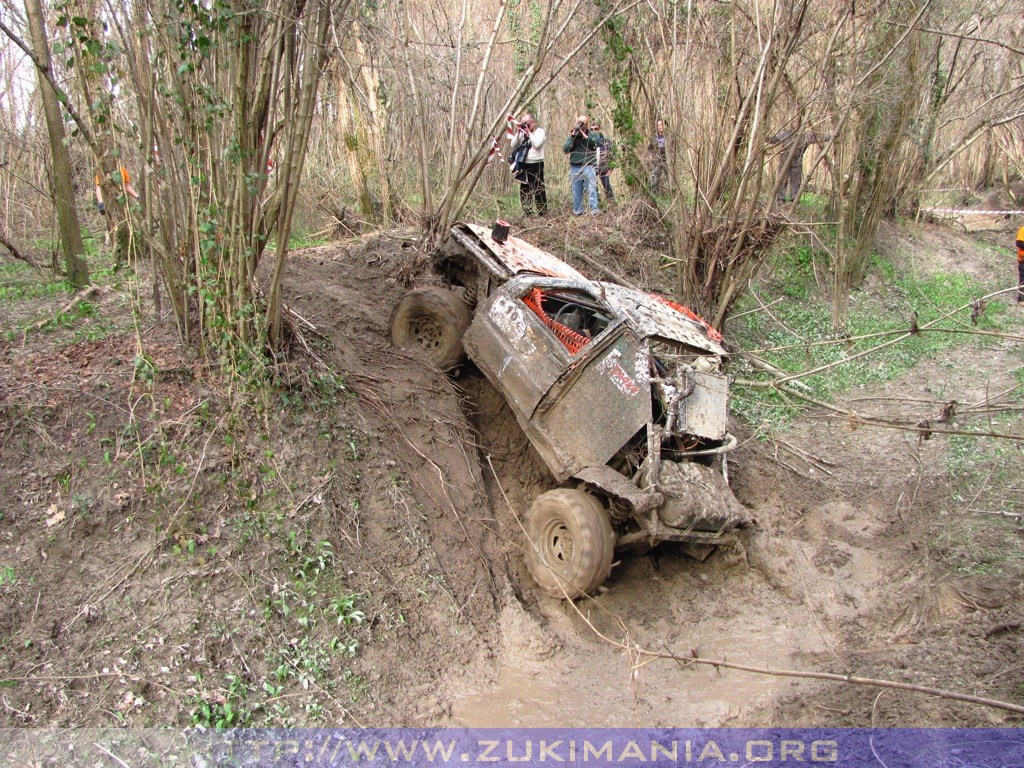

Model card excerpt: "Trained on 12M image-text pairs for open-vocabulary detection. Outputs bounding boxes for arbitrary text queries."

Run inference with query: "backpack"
[508,138,531,183]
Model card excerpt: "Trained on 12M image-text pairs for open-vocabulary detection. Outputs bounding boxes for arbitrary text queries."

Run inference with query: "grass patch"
[287,229,330,250]
[930,512,1024,579]
[947,412,1024,522]
[729,244,1019,425]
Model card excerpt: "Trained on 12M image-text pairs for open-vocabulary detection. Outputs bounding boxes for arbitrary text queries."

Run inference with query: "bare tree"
[21,0,89,288]
[105,0,349,352]
[632,0,810,327]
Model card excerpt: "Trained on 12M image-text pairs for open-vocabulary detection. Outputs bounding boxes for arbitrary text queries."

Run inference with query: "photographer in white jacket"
[510,113,547,216]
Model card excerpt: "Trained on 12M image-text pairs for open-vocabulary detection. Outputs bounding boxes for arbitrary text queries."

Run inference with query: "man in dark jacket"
[648,119,667,194]
[768,128,828,203]
[563,115,599,215]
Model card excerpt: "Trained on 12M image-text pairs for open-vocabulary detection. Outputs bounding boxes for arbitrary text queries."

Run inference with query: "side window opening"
[521,288,612,354]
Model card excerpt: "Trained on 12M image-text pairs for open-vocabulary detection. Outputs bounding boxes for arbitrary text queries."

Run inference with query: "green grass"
[0,247,126,343]
[287,229,330,250]
[732,239,1024,579]
[729,244,1019,425]
[948,411,1024,523]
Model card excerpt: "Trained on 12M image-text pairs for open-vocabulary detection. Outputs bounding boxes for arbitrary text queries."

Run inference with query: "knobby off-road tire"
[390,288,471,370]
[524,489,615,599]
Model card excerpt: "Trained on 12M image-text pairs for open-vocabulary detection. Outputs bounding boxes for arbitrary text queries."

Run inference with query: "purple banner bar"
[2,728,1023,767]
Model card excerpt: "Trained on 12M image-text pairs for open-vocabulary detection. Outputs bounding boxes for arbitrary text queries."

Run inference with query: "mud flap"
[574,465,663,517]
[655,460,747,532]
[680,543,716,561]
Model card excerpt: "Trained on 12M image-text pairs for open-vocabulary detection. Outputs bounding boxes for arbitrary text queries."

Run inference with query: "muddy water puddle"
[453,622,807,726]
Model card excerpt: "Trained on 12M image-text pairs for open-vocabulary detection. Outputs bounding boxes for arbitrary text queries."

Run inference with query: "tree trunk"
[354,34,394,222]
[336,67,377,221]
[24,0,89,289]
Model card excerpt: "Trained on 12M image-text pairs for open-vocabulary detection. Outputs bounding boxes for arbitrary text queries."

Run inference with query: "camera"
[571,121,587,137]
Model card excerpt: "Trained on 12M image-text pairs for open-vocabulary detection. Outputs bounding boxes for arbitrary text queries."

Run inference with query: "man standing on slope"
[510,113,547,216]
[649,119,667,194]
[563,115,599,215]
[591,122,615,203]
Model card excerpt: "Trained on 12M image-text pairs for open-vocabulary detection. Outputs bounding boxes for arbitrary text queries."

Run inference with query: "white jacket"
[511,127,545,163]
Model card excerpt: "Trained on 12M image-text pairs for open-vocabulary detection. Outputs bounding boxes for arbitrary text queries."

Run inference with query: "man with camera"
[563,115,600,215]
[509,113,548,216]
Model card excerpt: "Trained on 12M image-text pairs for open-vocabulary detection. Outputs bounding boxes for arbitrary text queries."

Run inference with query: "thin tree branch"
[885,21,1024,57]
[0,231,40,269]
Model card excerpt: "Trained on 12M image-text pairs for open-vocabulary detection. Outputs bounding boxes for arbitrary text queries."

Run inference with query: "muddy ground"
[1,209,1022,727]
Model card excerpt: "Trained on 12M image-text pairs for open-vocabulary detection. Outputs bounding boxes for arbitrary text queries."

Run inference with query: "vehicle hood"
[598,283,726,356]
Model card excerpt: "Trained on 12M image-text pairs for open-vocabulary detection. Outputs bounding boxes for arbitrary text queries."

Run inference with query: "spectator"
[648,119,667,194]
[767,128,828,203]
[94,166,139,213]
[509,113,547,216]
[1015,225,1024,304]
[591,122,615,203]
[563,115,599,215]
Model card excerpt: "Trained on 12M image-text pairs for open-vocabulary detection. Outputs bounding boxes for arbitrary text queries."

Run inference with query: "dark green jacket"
[563,131,599,166]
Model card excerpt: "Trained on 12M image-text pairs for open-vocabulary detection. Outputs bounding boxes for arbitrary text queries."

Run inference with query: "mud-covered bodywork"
[441,223,746,550]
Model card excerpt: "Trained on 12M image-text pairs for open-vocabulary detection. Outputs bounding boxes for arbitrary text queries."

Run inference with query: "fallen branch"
[25,286,98,333]
[733,372,1024,443]
[985,622,1021,639]
[738,351,814,394]
[640,649,1024,715]
[744,287,1022,387]
[0,232,40,269]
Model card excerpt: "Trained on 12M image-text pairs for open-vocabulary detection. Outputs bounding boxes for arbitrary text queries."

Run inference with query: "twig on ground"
[24,285,99,336]
[775,437,836,475]
[984,622,1021,639]
[92,743,131,768]
[739,351,814,394]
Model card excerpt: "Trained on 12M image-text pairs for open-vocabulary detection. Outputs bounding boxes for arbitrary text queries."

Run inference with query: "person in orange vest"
[1016,225,1024,304]
[94,166,139,214]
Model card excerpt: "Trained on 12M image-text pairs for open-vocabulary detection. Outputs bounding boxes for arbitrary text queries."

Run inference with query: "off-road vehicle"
[391,223,747,598]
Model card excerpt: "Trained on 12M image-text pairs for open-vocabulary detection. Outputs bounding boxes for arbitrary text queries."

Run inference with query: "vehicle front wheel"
[524,489,615,599]
[390,288,471,370]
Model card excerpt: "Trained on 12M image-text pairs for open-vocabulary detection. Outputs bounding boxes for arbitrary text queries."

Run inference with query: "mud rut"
[280,238,1016,727]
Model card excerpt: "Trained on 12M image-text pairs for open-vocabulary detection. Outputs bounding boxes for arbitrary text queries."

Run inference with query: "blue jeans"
[570,165,599,214]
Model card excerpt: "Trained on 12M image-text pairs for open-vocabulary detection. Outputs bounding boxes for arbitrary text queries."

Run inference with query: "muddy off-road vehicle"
[391,223,747,598]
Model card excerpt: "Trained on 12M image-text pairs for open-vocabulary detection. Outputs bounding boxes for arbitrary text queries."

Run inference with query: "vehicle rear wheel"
[390,288,471,370]
[524,489,615,599]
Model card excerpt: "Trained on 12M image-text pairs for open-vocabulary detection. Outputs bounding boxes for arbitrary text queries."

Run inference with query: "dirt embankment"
[1,214,1022,727]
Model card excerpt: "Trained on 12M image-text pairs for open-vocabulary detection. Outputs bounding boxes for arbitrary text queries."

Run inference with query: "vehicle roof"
[454,222,725,355]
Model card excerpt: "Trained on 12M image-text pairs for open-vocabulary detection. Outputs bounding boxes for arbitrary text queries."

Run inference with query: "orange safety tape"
[522,288,591,355]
